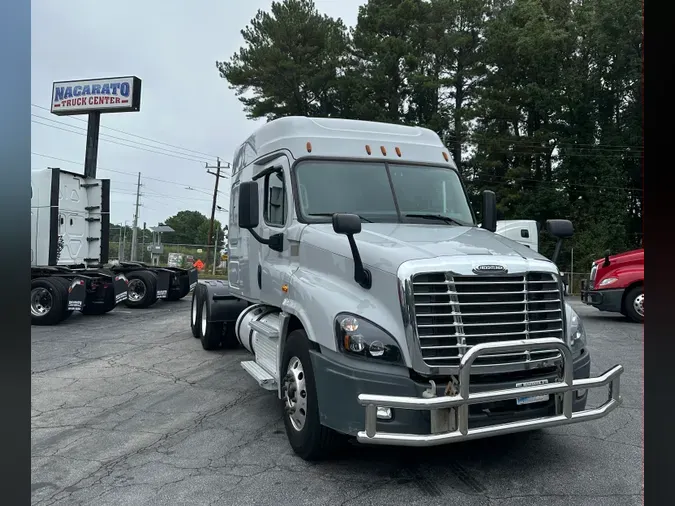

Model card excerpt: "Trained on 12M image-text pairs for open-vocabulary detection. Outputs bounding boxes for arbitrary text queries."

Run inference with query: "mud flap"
[156,270,171,299]
[113,274,129,305]
[67,278,87,311]
[187,268,198,292]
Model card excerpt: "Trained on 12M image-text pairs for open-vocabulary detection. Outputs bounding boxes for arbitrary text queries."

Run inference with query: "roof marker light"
[395,147,402,157]
[380,146,387,156]
[365,145,372,155]
[306,142,312,153]
[442,151,449,162]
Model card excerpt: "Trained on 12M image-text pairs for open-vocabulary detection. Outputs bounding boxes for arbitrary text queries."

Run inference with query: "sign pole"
[84,112,101,179]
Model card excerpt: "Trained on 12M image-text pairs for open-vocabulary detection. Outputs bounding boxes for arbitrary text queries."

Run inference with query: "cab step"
[241,361,277,391]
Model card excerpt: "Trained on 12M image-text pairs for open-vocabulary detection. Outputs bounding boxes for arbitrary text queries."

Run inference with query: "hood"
[594,248,644,267]
[300,223,548,275]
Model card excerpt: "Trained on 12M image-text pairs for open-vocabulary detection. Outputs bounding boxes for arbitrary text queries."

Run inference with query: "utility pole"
[130,172,142,261]
[117,228,122,262]
[205,158,222,249]
[141,222,147,263]
[212,226,219,275]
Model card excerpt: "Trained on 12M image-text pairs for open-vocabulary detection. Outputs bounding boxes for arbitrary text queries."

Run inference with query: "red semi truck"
[580,248,644,323]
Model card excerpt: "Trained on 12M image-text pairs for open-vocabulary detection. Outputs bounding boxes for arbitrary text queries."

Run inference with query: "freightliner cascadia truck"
[31,168,198,325]
[189,117,624,460]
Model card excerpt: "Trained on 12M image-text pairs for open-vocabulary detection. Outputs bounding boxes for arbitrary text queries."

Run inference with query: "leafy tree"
[216,0,351,120]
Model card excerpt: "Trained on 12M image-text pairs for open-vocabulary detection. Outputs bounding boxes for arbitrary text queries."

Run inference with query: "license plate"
[516,379,549,405]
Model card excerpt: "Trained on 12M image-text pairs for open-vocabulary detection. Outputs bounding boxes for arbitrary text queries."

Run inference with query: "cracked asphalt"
[31,297,642,506]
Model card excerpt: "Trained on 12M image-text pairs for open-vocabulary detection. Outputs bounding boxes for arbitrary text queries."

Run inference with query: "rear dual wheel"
[197,292,238,350]
[124,271,158,309]
[31,278,69,325]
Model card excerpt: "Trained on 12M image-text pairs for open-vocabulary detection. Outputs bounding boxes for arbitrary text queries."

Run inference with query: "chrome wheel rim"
[31,288,53,316]
[128,279,146,302]
[283,356,308,432]
[201,308,207,336]
[633,293,644,317]
[191,296,198,325]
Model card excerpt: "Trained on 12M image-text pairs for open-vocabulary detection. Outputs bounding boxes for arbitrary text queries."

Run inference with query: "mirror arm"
[248,227,270,246]
[551,239,563,265]
[346,235,372,289]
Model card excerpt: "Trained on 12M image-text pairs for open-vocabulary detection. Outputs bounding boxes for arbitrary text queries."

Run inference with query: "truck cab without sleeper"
[30,168,198,325]
[191,117,624,460]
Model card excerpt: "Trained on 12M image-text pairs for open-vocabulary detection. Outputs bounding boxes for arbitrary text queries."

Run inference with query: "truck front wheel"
[281,329,340,461]
[623,285,644,323]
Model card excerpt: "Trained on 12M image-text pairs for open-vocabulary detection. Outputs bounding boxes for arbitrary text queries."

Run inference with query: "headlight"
[598,277,618,287]
[334,313,403,364]
[565,303,587,353]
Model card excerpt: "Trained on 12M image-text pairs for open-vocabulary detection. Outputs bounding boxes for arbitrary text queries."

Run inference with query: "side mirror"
[545,219,574,265]
[603,249,611,267]
[480,190,497,233]
[545,219,574,239]
[332,213,362,235]
[238,181,259,229]
[331,213,371,290]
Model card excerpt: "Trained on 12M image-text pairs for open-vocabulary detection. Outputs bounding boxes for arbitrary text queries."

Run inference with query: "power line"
[31,152,229,196]
[31,103,224,159]
[31,113,210,162]
[31,119,210,164]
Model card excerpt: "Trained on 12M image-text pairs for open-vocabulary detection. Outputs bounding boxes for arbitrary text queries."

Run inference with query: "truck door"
[257,155,293,307]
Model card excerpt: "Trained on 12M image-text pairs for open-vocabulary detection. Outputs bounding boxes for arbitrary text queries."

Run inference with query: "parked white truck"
[190,117,623,460]
[30,168,198,325]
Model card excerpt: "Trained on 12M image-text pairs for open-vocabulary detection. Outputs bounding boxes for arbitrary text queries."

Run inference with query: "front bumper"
[311,338,623,447]
[580,285,624,312]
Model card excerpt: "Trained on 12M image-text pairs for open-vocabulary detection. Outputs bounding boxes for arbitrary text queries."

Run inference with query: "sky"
[31,0,362,229]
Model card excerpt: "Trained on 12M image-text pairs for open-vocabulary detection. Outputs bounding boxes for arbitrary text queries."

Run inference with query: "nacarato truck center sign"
[51,76,142,116]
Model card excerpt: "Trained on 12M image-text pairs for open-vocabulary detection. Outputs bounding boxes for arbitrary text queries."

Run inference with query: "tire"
[31,278,66,325]
[50,277,74,321]
[281,329,341,461]
[190,284,206,338]
[124,270,159,309]
[623,285,644,323]
[199,297,224,350]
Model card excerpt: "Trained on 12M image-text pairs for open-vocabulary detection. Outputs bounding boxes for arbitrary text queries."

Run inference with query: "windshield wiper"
[404,213,464,226]
[308,213,373,223]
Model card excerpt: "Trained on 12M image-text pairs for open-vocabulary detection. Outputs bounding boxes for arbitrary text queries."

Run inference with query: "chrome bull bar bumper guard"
[357,337,624,447]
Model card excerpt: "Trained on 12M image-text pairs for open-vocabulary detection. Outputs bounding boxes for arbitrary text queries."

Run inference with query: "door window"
[263,169,287,227]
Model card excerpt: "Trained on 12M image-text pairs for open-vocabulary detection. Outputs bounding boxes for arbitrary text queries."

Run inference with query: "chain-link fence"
[108,240,228,277]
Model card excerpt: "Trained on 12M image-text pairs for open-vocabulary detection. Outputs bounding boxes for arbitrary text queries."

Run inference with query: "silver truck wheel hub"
[31,288,53,316]
[201,310,207,336]
[192,298,197,325]
[128,279,146,302]
[283,357,308,432]
[633,293,644,317]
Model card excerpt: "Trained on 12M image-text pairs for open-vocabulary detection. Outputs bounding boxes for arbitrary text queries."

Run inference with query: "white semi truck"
[190,117,623,460]
[30,168,198,325]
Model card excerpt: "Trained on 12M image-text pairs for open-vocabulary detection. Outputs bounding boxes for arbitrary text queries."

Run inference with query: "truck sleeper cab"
[193,117,624,460]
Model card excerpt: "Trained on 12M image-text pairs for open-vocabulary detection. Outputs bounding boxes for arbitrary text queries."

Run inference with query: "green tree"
[216,0,351,120]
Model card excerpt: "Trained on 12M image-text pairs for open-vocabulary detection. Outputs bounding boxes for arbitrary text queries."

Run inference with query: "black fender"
[187,267,198,292]
[202,280,249,323]
[155,269,172,299]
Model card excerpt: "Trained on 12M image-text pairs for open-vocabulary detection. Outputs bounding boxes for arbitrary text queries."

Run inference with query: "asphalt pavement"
[31,297,642,506]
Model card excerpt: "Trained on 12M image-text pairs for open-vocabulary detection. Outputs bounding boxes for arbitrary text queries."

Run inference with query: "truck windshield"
[294,160,475,225]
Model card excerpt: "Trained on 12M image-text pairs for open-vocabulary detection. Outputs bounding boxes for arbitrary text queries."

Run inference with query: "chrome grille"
[411,272,564,368]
